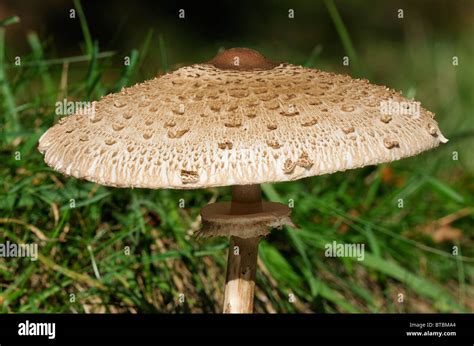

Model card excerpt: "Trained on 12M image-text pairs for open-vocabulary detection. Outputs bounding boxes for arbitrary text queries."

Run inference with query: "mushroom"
[38,48,448,313]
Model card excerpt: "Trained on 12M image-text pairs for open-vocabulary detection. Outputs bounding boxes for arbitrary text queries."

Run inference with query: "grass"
[0,1,473,313]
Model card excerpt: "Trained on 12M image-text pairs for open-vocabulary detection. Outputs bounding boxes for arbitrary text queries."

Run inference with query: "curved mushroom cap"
[38,48,448,189]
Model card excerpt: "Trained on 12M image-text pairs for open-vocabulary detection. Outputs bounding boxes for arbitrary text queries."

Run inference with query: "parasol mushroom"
[38,47,447,313]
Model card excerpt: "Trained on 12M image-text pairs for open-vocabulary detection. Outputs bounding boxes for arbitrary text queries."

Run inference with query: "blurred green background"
[0,0,473,313]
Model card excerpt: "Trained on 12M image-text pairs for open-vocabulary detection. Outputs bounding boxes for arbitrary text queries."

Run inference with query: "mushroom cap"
[38,48,448,189]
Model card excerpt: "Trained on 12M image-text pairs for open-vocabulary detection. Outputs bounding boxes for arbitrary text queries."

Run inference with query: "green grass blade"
[27,32,54,98]
[323,0,362,75]
[0,28,19,137]
[4,51,115,68]
[262,183,320,296]
[73,0,93,55]
[158,34,168,72]
[136,29,154,73]
[425,176,465,204]
[59,191,111,211]
[363,252,462,311]
[84,41,101,99]
[0,16,20,27]
[113,49,139,91]
[304,45,323,67]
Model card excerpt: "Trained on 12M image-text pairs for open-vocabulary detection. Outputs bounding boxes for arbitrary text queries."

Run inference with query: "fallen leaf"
[431,225,462,243]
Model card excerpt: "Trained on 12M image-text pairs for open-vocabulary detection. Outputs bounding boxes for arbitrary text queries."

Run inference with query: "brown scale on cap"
[38,48,448,189]
[208,48,278,71]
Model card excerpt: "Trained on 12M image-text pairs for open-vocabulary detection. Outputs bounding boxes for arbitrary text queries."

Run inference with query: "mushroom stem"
[230,184,263,215]
[223,184,262,313]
